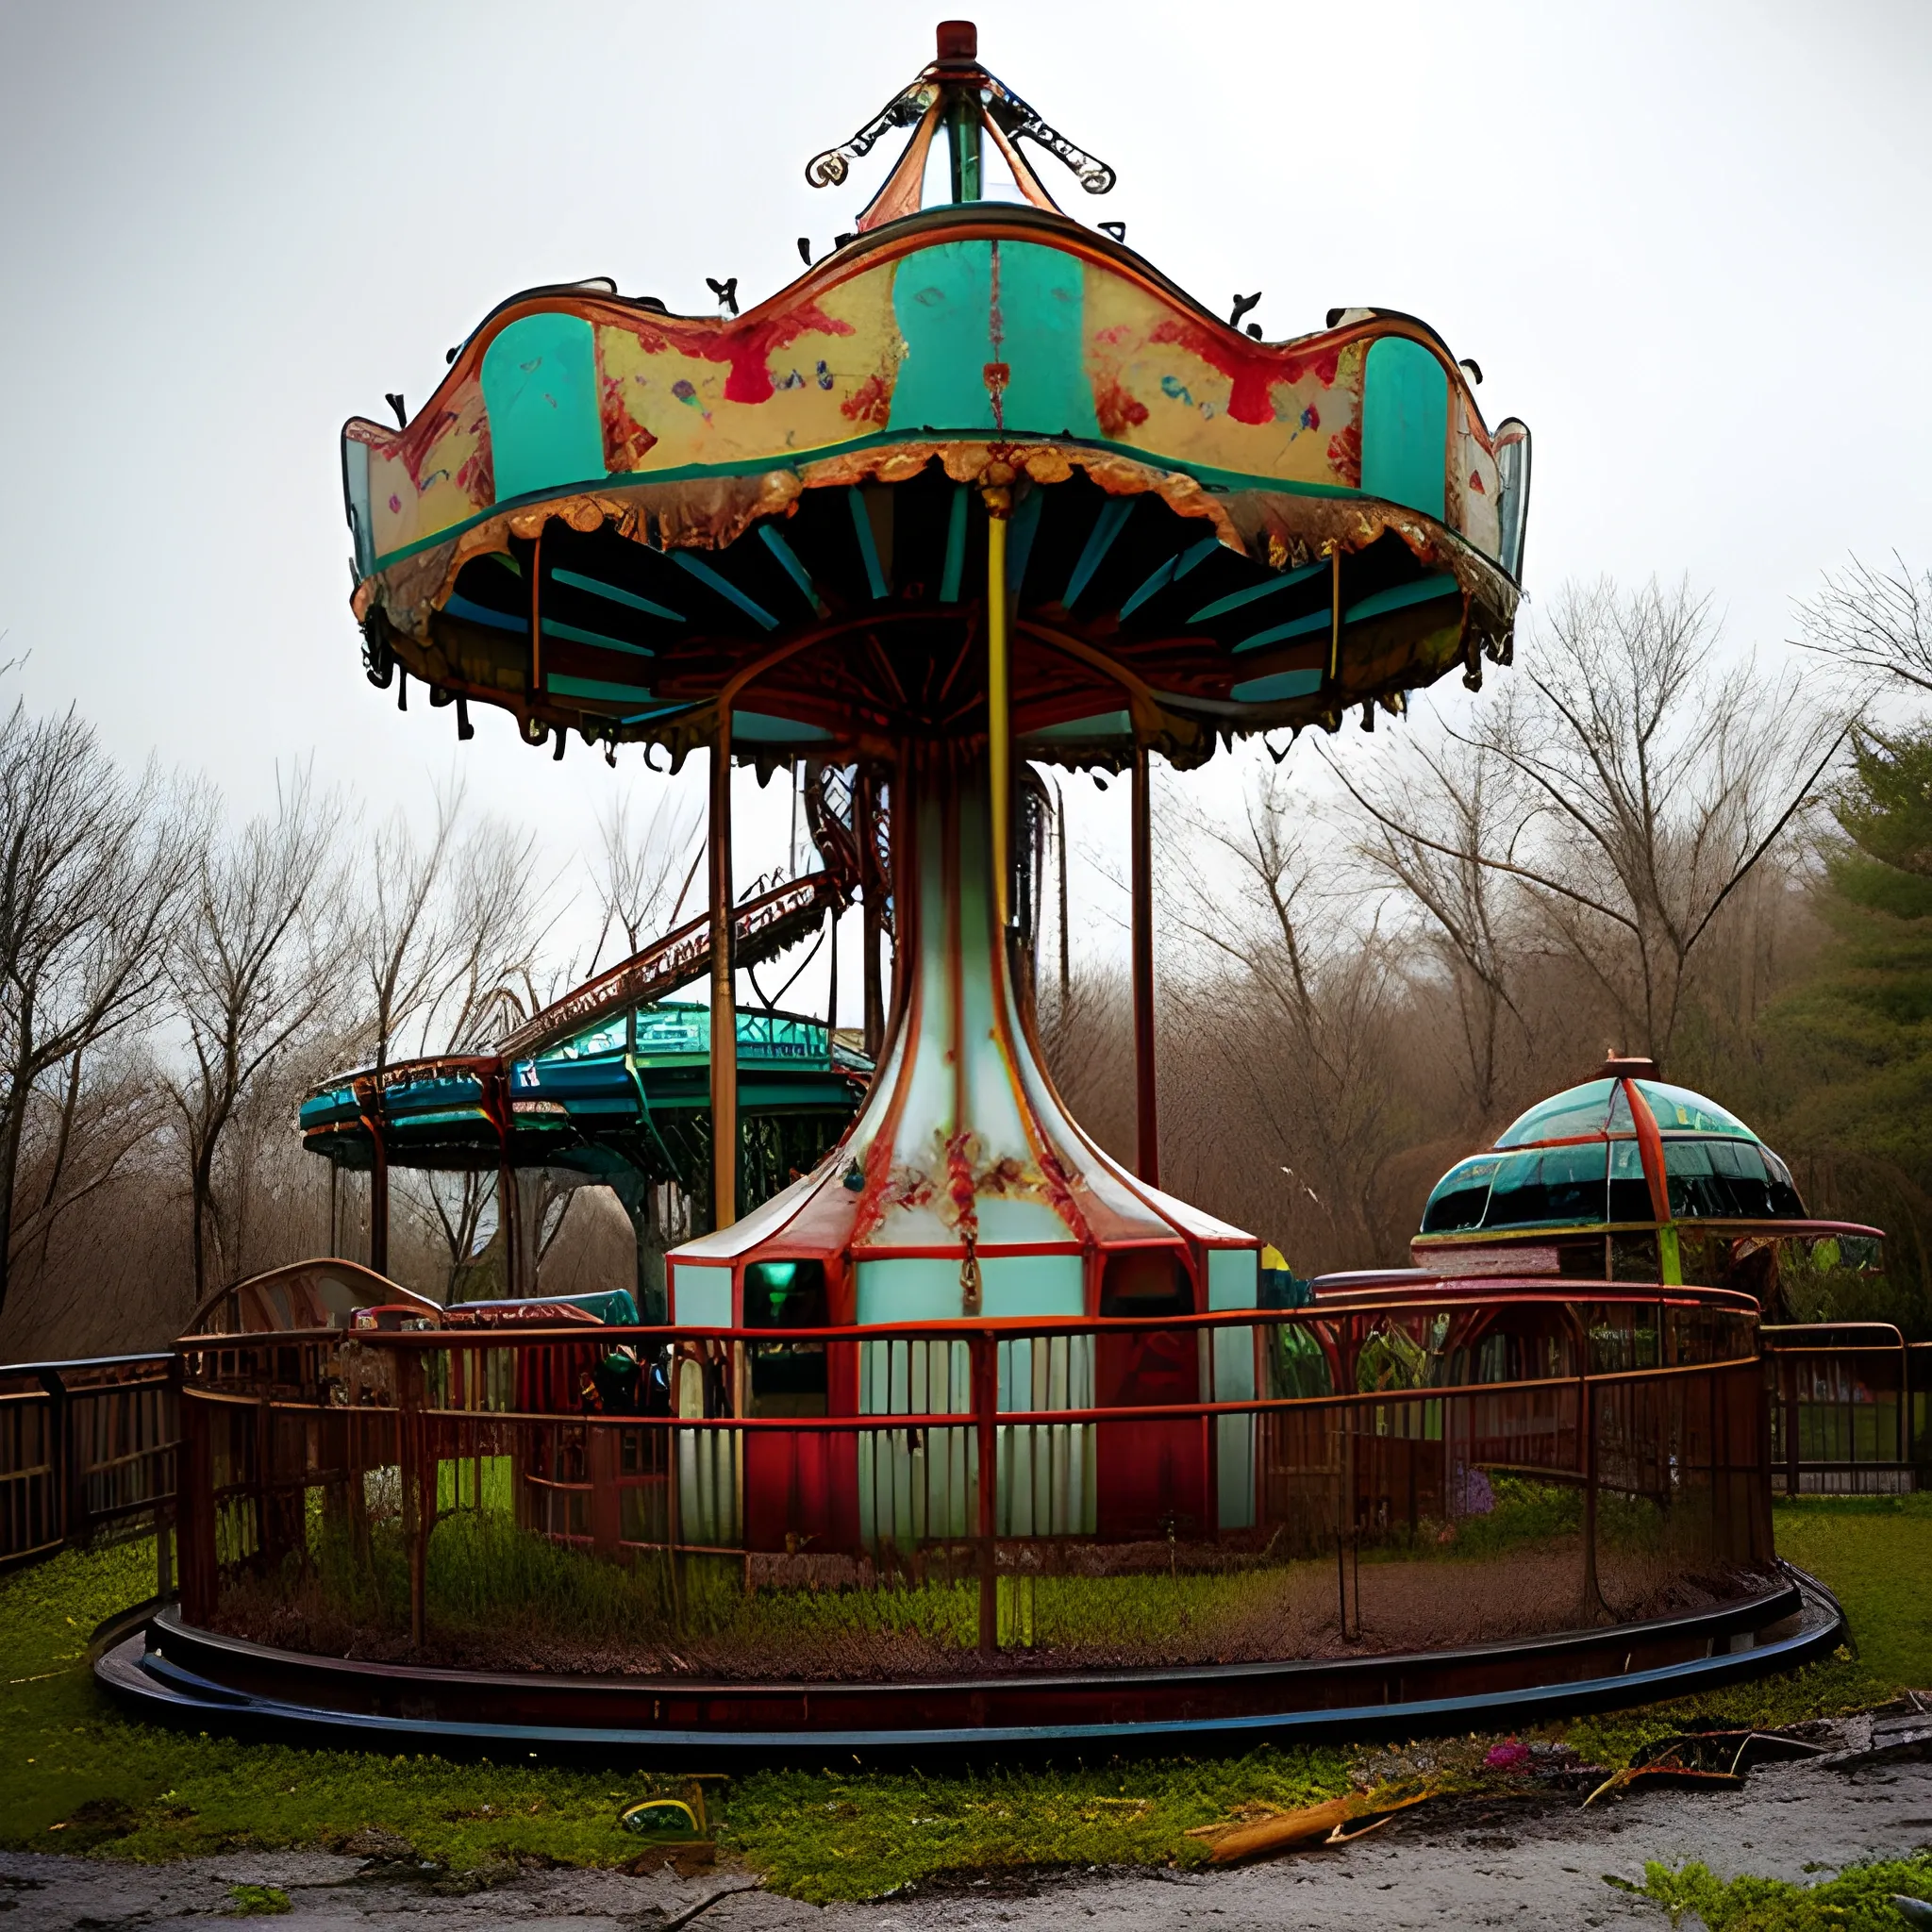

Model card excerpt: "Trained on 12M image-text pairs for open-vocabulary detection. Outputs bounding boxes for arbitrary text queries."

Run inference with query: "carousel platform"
[95,1574,1840,1763]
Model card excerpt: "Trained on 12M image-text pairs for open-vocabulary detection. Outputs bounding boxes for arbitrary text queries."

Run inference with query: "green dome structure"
[1414,1057,1883,1312]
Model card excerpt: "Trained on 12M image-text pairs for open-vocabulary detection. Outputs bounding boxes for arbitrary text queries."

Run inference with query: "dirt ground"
[1,1719,1925,1931]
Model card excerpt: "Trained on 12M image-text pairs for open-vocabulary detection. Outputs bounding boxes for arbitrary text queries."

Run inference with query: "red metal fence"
[1763,1324,1932,1494]
[163,1291,1790,1674]
[0,1355,177,1571]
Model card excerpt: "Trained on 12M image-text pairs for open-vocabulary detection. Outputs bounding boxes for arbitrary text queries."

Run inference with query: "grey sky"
[2,0,1928,1005]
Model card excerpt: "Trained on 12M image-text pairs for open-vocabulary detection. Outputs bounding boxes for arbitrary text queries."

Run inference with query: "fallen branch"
[654,1877,763,1932]
[1205,1787,1436,1864]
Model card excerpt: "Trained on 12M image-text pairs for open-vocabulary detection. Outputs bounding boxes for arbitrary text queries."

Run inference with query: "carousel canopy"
[341,24,1527,774]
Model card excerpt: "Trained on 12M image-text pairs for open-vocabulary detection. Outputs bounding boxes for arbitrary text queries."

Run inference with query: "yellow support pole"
[987,496,1011,934]
[708,710,737,1231]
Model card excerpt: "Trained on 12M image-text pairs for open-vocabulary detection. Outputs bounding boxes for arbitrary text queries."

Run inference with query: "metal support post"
[1131,741,1158,1185]
[974,1331,998,1657]
[709,715,738,1231]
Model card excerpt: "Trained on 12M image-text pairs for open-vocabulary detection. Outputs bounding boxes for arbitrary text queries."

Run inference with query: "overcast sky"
[3,0,1929,1010]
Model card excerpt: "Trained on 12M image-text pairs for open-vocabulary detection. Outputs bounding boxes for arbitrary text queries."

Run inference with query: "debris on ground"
[1191,1785,1438,1863]
[1825,1695,1932,1771]
[336,1827,417,1863]
[622,1798,705,1838]
[1583,1727,1830,1807]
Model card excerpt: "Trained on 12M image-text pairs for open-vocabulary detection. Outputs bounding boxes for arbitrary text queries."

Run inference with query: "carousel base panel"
[95,1574,1841,1764]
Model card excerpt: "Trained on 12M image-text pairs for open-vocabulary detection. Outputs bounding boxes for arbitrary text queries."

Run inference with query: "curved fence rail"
[167,1290,1788,1677]
[0,1355,177,1574]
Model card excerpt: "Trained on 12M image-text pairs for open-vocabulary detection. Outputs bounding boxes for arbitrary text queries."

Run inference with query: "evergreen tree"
[1773,726,1932,1333]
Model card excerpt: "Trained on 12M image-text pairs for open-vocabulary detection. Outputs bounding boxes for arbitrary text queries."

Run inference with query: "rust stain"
[1326,423,1362,488]
[600,375,658,472]
[1092,375,1149,438]
[840,373,891,425]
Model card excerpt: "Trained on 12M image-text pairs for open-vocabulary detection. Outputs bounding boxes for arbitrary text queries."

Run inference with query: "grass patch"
[223,1882,291,1915]
[713,1753,1351,1904]
[0,1540,693,1870]
[1566,1493,1932,1767]
[1615,1851,1932,1929]
[1,1494,1926,1901]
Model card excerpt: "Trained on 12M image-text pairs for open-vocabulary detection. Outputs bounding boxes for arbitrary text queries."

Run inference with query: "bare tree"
[363,803,548,1298]
[352,778,543,1065]
[590,788,702,971]
[1795,553,1932,696]
[1335,579,1847,1062]
[1332,730,1527,1123]
[1165,761,1407,1253]
[165,763,347,1302]
[353,783,464,1072]
[0,701,202,1317]
[11,1041,170,1290]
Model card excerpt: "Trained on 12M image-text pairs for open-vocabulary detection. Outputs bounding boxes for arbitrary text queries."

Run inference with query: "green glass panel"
[1494,1079,1613,1148]
[1634,1079,1757,1140]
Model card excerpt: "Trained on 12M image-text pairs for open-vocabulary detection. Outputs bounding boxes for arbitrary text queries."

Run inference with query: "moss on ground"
[1,1494,1927,1902]
[1616,1851,1932,1929]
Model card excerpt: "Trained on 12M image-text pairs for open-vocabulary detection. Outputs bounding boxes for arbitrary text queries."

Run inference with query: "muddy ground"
[2,1717,1926,1930]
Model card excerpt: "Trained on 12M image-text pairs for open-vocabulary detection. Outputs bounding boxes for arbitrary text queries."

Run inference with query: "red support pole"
[1131,741,1158,1187]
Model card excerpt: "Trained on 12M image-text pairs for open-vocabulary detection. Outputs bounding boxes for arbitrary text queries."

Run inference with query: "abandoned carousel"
[98,23,1853,1753]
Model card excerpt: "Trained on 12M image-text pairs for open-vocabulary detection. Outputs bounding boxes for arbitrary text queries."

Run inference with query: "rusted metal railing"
[0,1354,178,1575]
[1763,1324,1932,1494]
[169,1292,1781,1666]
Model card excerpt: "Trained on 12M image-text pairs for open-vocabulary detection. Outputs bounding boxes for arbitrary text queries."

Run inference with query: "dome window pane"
[1494,1079,1615,1148]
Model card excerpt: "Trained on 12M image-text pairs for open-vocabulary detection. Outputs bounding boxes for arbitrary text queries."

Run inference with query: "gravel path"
[1,1725,1925,1931]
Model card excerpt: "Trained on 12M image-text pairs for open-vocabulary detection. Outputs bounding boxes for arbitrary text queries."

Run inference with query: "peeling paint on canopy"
[342,116,1525,771]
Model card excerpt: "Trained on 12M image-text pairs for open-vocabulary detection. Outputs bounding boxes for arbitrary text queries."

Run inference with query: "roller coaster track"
[494,761,888,1062]
[495,866,850,1060]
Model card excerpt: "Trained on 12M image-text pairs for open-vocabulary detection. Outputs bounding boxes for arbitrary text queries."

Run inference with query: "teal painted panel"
[888,240,1098,439]
[980,1254,1084,1319]
[856,1257,965,1324]
[1234,608,1330,654]
[732,710,834,742]
[548,673,656,702]
[343,439,374,576]
[1024,709,1131,741]
[1229,666,1324,703]
[1346,573,1459,623]
[482,313,607,503]
[1191,560,1325,624]
[1361,337,1448,522]
[890,242,994,431]
[1208,1245,1259,1310]
[671,1262,733,1327]
[542,618,654,657]
[551,568,685,624]
[1000,241,1099,440]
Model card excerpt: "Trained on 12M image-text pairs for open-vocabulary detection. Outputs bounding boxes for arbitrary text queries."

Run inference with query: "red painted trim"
[1626,1078,1673,1224]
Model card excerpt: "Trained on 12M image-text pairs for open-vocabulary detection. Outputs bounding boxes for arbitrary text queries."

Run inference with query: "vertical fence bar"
[398,1352,427,1651]
[1580,1372,1602,1616]
[177,1388,216,1621]
[974,1330,997,1657]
